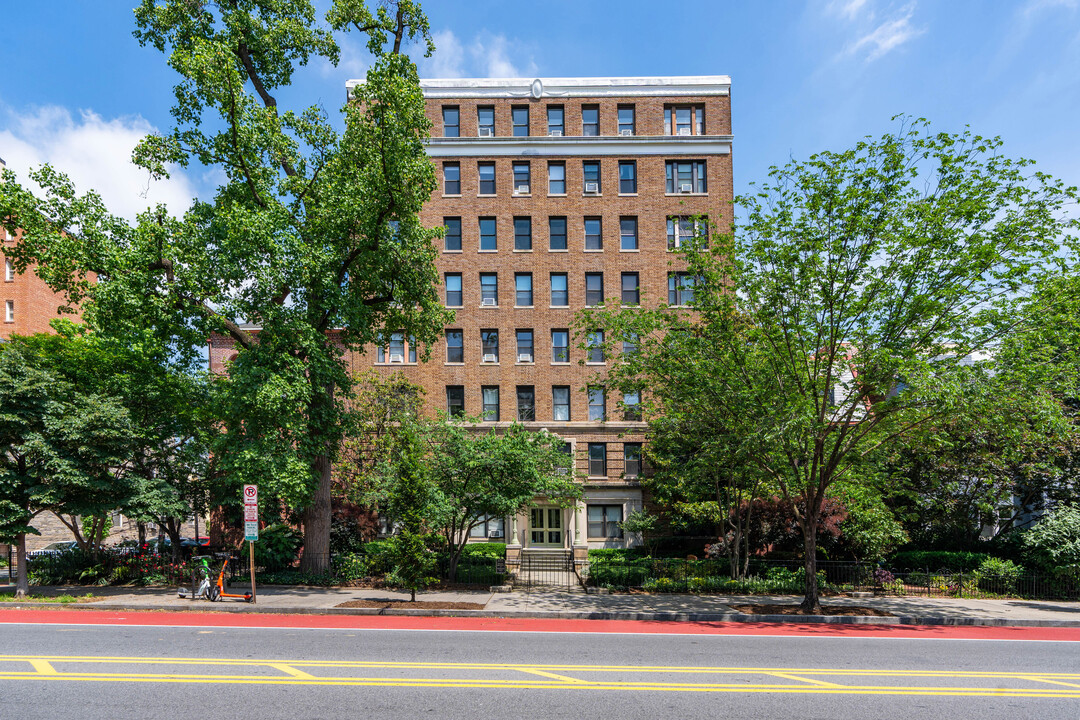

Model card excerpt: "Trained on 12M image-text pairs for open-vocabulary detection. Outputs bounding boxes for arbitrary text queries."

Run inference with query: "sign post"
[243,484,258,604]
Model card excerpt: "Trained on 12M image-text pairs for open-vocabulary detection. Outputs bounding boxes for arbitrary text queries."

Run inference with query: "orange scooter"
[208,552,253,603]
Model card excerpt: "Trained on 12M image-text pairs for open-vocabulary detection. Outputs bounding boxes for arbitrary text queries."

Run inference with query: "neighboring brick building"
[211,75,734,556]
[0,158,80,342]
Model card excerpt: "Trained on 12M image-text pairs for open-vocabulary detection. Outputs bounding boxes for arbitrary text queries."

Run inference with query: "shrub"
[588,548,646,562]
[330,552,369,581]
[687,576,731,593]
[975,557,1023,594]
[586,558,653,589]
[255,569,339,586]
[253,524,302,571]
[642,577,682,593]
[460,542,507,559]
[1021,504,1080,577]
[363,540,395,575]
[329,504,379,555]
[872,568,895,586]
[888,550,989,572]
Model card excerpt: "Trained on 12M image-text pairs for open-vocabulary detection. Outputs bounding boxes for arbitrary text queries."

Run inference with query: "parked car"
[180,537,211,557]
[34,541,78,556]
[113,537,175,555]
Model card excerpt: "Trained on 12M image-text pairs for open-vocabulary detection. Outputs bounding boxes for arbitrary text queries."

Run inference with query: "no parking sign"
[243,485,258,541]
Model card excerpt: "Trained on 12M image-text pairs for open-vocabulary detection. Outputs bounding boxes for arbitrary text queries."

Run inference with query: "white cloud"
[844,3,924,61]
[470,32,539,78]
[1023,0,1078,16]
[0,106,197,223]
[425,29,466,78]
[828,0,870,20]
[421,29,538,79]
[322,33,369,80]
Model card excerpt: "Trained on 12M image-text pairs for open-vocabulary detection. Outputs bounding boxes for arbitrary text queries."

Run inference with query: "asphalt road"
[1,617,1079,720]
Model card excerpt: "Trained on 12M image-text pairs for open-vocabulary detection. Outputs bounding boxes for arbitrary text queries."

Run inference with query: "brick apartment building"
[208,75,734,555]
[0,160,77,342]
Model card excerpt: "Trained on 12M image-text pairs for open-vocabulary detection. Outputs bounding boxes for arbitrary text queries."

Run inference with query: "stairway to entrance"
[515,549,583,593]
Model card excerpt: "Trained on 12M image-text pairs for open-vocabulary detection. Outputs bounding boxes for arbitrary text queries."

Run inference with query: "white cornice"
[424,135,732,158]
[346,75,731,99]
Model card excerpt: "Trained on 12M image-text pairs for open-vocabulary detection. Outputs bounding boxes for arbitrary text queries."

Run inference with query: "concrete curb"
[5,601,1080,627]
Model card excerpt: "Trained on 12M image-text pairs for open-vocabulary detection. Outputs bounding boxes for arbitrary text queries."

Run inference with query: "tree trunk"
[137,522,146,547]
[800,519,820,614]
[15,532,29,598]
[299,453,332,574]
[165,519,183,563]
[448,548,460,584]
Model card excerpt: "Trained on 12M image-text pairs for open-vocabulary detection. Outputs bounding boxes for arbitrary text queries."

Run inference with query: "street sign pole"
[248,541,256,604]
[243,484,259,604]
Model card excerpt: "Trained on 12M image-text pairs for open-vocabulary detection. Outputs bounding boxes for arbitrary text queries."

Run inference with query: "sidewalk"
[5,583,1080,626]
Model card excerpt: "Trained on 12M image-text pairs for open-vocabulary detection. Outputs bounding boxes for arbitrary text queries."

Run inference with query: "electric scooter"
[208,552,253,603]
[177,555,213,600]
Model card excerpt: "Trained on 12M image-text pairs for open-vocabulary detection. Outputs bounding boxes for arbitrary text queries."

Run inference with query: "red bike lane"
[1,607,1078,641]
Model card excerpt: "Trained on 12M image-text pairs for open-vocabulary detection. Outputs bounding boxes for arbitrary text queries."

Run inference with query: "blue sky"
[2,0,1079,221]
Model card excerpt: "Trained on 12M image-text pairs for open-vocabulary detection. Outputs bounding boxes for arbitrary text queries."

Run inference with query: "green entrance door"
[529,507,563,547]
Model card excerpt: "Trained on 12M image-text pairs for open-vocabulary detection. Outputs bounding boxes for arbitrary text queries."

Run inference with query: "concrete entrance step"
[521,549,572,558]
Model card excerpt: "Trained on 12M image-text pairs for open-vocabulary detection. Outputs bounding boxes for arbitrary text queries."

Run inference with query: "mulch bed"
[335,599,486,610]
[730,603,893,617]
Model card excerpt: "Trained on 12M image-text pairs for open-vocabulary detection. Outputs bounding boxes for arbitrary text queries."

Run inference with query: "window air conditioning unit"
[584,182,599,194]
[619,129,633,136]
[389,353,404,363]
[548,129,562,137]
[481,297,497,306]
[482,353,497,363]
[517,353,532,363]
[678,127,691,135]
[479,127,494,137]
[679,183,693,193]
[515,184,530,194]
[488,529,504,538]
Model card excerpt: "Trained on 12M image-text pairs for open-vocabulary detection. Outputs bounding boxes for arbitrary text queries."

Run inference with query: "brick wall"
[0,228,85,340]
[424,95,732,138]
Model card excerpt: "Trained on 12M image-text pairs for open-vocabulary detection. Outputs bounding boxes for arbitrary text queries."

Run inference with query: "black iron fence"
[515,552,579,591]
[6,545,192,587]
[584,556,1080,600]
[6,546,509,588]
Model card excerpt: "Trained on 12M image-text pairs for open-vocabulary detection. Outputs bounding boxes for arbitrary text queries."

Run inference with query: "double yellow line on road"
[1,654,1079,698]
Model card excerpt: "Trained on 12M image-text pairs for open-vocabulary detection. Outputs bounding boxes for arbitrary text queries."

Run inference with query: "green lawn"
[0,592,99,604]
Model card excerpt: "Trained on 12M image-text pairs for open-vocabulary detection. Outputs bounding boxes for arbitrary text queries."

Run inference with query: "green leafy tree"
[382,425,438,601]
[349,382,582,582]
[33,322,215,562]
[883,273,1080,548]
[883,374,1077,547]
[618,510,659,558]
[344,376,582,582]
[831,483,908,562]
[0,1,450,572]
[642,399,770,578]
[421,422,581,582]
[585,119,1079,612]
[0,336,134,596]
